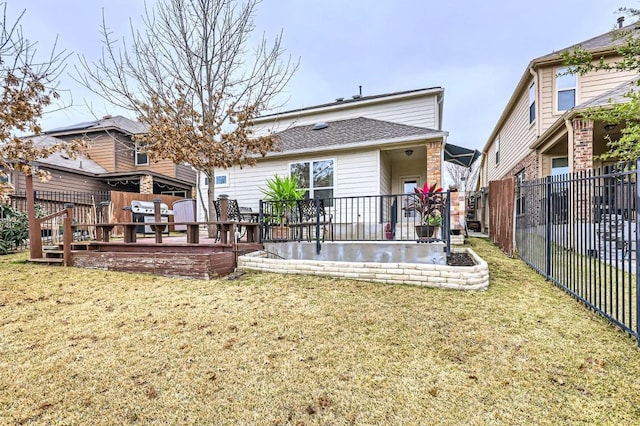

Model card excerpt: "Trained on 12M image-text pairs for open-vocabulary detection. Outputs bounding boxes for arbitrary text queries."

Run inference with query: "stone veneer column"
[425,141,442,186]
[140,174,154,194]
[573,118,593,172]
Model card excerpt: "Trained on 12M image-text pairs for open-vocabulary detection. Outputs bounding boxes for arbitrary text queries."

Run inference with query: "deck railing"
[259,192,451,253]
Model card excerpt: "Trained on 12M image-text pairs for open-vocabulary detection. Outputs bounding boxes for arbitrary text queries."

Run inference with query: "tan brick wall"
[140,174,154,194]
[426,141,442,186]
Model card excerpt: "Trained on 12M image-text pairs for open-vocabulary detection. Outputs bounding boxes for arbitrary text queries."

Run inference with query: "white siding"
[380,151,392,194]
[253,94,439,136]
[197,150,380,219]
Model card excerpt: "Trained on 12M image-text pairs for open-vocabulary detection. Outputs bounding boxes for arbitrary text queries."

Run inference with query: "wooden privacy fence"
[489,177,515,256]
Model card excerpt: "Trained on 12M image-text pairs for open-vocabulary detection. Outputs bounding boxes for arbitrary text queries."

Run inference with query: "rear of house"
[198,87,450,237]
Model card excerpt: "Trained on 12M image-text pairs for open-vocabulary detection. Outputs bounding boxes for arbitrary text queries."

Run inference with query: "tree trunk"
[207,170,217,238]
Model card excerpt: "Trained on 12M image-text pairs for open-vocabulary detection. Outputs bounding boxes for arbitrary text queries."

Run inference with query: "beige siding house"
[478,20,640,228]
[199,87,449,219]
[10,116,197,197]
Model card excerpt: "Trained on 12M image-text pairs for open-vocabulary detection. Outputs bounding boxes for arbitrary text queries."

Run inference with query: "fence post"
[315,194,321,255]
[63,203,74,267]
[545,176,552,280]
[635,157,640,346]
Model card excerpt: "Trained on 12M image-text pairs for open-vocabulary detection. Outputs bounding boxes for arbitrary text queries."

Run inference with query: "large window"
[528,82,536,124]
[556,67,576,112]
[135,143,149,166]
[290,159,334,203]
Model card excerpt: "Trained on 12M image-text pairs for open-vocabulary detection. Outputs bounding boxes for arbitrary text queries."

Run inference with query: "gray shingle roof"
[29,135,107,174]
[274,117,443,152]
[45,115,147,136]
[535,21,640,63]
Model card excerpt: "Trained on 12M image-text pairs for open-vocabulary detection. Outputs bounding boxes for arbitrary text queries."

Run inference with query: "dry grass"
[1,238,640,425]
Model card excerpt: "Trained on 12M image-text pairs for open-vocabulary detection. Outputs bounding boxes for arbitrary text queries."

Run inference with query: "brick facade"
[573,118,594,172]
[505,150,538,180]
[426,141,442,186]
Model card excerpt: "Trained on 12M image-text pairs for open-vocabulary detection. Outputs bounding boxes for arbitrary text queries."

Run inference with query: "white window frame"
[555,67,576,113]
[494,136,500,165]
[528,82,536,124]
[289,158,335,201]
[135,143,149,166]
[214,171,229,188]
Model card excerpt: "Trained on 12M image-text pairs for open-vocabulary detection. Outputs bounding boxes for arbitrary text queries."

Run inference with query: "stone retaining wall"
[238,247,489,291]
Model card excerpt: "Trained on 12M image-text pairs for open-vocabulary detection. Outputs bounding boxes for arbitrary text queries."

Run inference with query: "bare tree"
[76,0,298,233]
[446,160,481,192]
[0,3,81,200]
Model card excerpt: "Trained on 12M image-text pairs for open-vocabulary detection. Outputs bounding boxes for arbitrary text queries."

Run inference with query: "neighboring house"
[479,20,638,191]
[199,87,453,220]
[8,115,196,197]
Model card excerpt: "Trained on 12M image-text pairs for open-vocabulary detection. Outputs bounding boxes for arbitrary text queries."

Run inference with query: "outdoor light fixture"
[404,149,414,157]
[604,123,617,131]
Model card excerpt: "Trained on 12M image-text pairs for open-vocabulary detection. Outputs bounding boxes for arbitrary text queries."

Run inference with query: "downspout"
[437,92,444,131]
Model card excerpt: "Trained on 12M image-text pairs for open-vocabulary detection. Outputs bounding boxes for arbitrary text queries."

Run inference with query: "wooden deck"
[37,223,263,279]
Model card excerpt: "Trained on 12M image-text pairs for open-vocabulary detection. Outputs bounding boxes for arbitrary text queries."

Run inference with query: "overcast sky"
[12,0,630,151]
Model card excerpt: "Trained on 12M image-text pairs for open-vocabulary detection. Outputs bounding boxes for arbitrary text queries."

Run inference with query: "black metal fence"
[9,191,111,246]
[515,162,638,341]
[259,192,451,254]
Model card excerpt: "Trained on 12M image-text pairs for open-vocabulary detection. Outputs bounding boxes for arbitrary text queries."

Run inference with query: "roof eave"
[267,132,448,158]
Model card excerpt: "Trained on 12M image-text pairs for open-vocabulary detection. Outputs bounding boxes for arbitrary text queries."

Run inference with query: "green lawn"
[0,238,639,425]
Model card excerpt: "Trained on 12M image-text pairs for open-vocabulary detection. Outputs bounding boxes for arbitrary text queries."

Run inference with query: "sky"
[11,0,631,152]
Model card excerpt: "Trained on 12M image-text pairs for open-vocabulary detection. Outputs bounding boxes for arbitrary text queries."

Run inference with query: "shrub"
[0,204,29,254]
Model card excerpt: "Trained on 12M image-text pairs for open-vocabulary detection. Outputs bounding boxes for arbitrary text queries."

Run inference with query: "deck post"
[26,173,42,259]
[63,203,74,267]
[152,198,163,244]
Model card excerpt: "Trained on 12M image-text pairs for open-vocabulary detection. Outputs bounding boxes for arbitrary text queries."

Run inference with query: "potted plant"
[407,182,444,239]
[260,175,305,241]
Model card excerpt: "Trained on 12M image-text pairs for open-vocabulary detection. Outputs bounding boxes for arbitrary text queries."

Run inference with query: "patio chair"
[213,199,246,242]
[295,198,333,242]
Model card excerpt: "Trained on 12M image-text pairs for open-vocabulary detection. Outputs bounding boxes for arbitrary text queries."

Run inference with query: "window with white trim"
[495,136,500,165]
[528,82,536,124]
[135,143,149,165]
[556,67,576,112]
[290,159,334,205]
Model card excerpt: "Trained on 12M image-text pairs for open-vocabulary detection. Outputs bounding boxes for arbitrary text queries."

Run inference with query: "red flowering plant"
[407,182,444,226]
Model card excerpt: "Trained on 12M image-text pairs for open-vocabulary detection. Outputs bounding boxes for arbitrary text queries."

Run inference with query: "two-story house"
[479,20,638,194]
[8,115,197,197]
[199,87,451,222]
